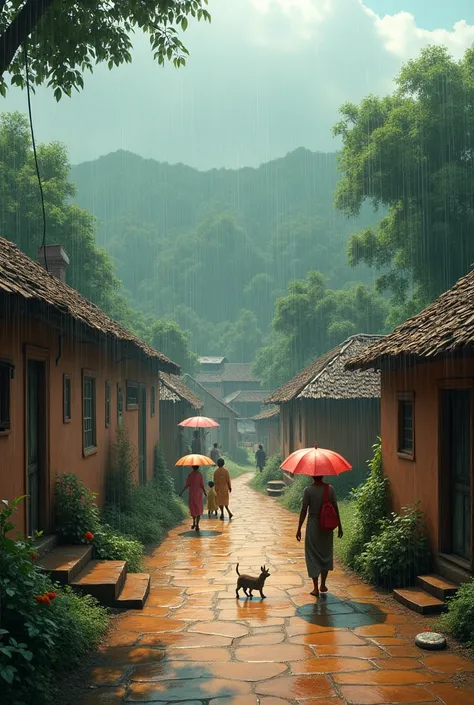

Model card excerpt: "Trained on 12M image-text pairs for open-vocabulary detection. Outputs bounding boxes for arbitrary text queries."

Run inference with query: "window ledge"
[397,451,415,461]
[83,446,98,458]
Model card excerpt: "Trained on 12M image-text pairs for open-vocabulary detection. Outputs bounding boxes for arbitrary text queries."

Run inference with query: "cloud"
[2,0,474,169]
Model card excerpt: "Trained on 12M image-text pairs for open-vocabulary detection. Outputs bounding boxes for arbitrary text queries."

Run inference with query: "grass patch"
[279,475,312,512]
[225,457,252,479]
[334,500,360,563]
[436,580,474,650]
[249,454,283,492]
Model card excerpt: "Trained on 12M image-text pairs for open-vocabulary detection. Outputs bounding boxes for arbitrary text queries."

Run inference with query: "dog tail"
[236,563,240,576]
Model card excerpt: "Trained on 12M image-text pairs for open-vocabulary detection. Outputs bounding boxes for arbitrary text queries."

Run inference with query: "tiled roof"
[266,335,383,404]
[196,362,261,384]
[199,356,227,365]
[0,237,179,373]
[223,390,271,404]
[160,373,203,408]
[252,405,280,421]
[181,374,239,416]
[347,268,474,370]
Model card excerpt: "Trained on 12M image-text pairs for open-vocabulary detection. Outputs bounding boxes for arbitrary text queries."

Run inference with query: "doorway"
[138,385,147,485]
[440,388,472,563]
[27,360,46,536]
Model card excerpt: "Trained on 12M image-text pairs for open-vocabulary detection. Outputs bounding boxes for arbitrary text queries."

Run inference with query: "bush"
[437,580,474,649]
[356,503,431,588]
[93,524,144,573]
[0,497,109,705]
[54,473,100,544]
[279,475,312,512]
[106,428,136,512]
[249,454,283,492]
[231,446,251,466]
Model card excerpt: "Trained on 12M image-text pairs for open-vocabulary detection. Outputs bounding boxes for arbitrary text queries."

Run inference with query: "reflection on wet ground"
[81,474,474,705]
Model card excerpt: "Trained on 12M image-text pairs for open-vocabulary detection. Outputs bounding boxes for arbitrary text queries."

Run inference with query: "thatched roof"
[160,373,203,408]
[224,390,270,405]
[0,237,179,373]
[346,269,474,371]
[252,405,279,421]
[266,335,383,404]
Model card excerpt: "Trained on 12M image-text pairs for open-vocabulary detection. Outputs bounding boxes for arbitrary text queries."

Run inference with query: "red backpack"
[319,483,339,532]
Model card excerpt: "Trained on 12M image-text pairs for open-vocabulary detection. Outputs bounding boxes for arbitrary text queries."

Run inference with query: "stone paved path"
[82,475,474,705]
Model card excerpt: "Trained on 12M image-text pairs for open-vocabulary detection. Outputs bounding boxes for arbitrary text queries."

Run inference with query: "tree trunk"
[0,0,56,78]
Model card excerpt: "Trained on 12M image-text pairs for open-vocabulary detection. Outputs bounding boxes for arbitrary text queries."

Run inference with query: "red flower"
[84,531,94,543]
[35,594,52,605]
[31,552,38,561]
[42,596,51,606]
[46,592,57,600]
[35,595,45,604]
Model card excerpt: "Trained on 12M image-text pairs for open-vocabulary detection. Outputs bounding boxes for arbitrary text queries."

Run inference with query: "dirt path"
[80,474,474,705]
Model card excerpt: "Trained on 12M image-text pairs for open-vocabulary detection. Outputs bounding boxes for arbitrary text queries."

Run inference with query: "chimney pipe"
[37,244,70,284]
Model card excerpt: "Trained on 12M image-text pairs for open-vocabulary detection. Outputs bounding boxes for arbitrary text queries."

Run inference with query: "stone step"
[71,560,127,606]
[267,480,285,488]
[417,574,458,601]
[393,587,446,615]
[116,573,151,609]
[267,488,284,497]
[33,534,58,558]
[38,545,93,585]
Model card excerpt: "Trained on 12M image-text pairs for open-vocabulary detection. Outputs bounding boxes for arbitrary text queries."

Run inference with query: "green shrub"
[437,580,474,648]
[249,454,283,492]
[279,475,312,512]
[231,446,251,466]
[93,523,144,573]
[334,500,359,564]
[356,503,431,588]
[106,428,136,512]
[54,473,100,544]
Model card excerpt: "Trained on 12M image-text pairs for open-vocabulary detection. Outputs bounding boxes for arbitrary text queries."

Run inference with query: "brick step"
[116,573,151,609]
[38,545,93,584]
[71,560,127,606]
[267,488,284,497]
[393,587,446,615]
[267,480,285,488]
[417,574,458,601]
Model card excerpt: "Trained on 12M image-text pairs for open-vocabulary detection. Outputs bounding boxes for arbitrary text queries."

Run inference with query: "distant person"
[214,458,233,521]
[191,430,202,455]
[255,444,266,472]
[207,481,218,517]
[210,442,220,465]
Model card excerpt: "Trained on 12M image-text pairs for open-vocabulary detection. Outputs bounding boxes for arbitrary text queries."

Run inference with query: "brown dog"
[235,563,270,599]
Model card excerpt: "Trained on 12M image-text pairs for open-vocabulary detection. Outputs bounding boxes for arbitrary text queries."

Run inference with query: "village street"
[81,476,474,705]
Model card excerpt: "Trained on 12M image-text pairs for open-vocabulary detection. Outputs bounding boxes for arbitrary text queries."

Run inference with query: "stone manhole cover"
[415,632,447,650]
[178,530,223,538]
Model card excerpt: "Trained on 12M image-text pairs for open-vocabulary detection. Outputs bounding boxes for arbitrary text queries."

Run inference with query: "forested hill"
[70,148,379,358]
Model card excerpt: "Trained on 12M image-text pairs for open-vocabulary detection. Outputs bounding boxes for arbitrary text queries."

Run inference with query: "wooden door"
[441,389,471,562]
[138,385,147,485]
[27,360,44,535]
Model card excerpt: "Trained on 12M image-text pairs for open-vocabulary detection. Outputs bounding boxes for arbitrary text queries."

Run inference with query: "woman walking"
[296,476,343,597]
[214,458,233,520]
[179,466,206,531]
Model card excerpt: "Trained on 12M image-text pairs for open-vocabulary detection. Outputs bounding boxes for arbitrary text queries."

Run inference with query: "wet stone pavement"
[82,475,474,705]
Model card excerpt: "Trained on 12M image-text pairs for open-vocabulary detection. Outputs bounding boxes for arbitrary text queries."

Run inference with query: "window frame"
[126,380,139,410]
[63,373,72,423]
[82,371,97,456]
[397,391,415,460]
[105,380,111,428]
[0,360,14,435]
[150,385,156,417]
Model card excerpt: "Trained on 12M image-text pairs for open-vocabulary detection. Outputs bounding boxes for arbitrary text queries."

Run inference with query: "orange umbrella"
[175,454,215,467]
[281,443,352,477]
[178,416,220,428]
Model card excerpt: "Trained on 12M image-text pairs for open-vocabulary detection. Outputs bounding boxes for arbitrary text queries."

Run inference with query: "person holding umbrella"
[282,444,349,598]
[179,466,207,532]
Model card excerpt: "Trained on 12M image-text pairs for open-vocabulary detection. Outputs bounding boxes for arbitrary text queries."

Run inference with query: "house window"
[151,386,156,417]
[83,376,96,451]
[63,374,71,423]
[117,384,123,425]
[0,361,13,433]
[105,380,111,427]
[126,381,139,409]
[398,392,414,458]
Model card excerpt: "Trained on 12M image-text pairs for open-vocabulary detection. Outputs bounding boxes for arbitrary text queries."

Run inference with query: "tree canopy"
[149,319,198,373]
[0,0,210,98]
[334,45,474,313]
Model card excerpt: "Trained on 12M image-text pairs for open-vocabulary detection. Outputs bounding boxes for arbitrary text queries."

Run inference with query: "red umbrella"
[178,416,220,428]
[281,443,352,477]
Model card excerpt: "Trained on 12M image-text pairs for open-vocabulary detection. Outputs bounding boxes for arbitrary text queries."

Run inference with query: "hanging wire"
[24,40,48,271]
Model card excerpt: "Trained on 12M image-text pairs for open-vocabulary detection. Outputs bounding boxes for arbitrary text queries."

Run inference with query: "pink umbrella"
[178,416,220,428]
[281,443,352,477]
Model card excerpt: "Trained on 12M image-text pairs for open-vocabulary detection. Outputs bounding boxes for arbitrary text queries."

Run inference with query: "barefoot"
[228,512,233,520]
[320,585,328,594]
[310,589,319,598]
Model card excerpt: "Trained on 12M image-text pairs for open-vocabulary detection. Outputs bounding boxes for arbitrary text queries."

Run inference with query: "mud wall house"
[0,239,179,537]
[347,271,474,584]
[159,372,203,494]
[181,374,238,457]
[252,405,280,457]
[265,335,382,487]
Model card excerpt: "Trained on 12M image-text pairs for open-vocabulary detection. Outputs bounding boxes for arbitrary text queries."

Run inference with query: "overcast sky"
[3,0,474,169]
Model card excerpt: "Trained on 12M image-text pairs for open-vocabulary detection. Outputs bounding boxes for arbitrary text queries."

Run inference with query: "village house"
[223,389,271,419]
[347,271,474,585]
[265,335,383,476]
[252,405,280,457]
[196,357,262,400]
[0,239,179,537]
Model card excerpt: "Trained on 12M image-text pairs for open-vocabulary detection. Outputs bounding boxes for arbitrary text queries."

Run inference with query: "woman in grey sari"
[296,476,343,597]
